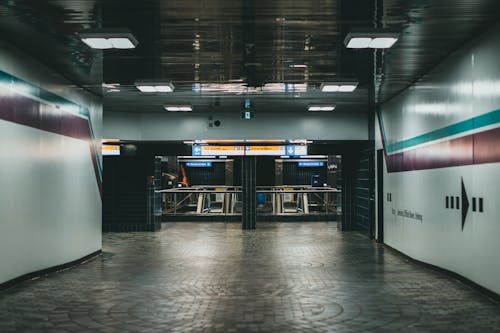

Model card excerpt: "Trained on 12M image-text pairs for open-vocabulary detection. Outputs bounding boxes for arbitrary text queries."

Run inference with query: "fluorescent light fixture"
[346,37,371,49]
[338,84,357,92]
[79,29,138,49]
[308,105,335,112]
[320,82,358,92]
[164,105,192,112]
[321,84,339,92]
[369,37,398,49]
[136,86,156,92]
[135,81,175,93]
[108,38,136,49]
[81,38,112,49]
[344,32,399,49]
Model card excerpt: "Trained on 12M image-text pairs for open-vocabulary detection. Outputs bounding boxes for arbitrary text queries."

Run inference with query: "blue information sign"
[298,161,325,167]
[186,161,212,167]
[285,145,296,156]
[192,145,202,156]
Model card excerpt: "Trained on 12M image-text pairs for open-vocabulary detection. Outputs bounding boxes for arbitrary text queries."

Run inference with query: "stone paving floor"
[1,222,500,332]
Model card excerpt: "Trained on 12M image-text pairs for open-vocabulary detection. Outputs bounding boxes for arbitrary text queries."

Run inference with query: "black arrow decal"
[461,178,469,230]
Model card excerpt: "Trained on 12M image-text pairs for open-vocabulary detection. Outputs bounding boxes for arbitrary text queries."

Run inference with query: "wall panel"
[377,24,500,295]
[0,41,102,284]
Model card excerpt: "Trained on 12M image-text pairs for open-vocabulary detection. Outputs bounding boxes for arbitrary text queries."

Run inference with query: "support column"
[241,156,256,229]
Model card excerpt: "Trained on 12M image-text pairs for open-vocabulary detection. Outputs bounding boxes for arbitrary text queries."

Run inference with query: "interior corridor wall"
[0,41,102,284]
[104,111,368,141]
[376,24,500,295]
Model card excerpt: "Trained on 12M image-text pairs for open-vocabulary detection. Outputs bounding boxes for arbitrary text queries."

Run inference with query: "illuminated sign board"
[102,145,120,156]
[186,161,212,167]
[298,161,325,167]
[245,146,285,156]
[192,145,245,156]
[192,145,307,156]
[286,145,307,156]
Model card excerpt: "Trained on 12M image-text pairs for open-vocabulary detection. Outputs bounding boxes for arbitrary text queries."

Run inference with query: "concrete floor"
[1,222,499,332]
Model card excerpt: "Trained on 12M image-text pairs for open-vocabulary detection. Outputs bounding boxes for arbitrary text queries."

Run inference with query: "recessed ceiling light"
[344,32,399,49]
[320,84,339,92]
[135,81,175,93]
[79,29,138,49]
[108,38,136,49]
[320,82,358,92]
[338,84,357,92]
[81,38,113,49]
[346,37,372,49]
[369,37,398,49]
[308,105,335,112]
[164,105,192,112]
[289,64,308,68]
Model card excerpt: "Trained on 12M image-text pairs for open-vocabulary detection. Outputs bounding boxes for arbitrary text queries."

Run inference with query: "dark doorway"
[376,149,384,243]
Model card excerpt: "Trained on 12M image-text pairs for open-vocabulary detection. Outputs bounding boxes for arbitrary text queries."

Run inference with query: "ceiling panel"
[0,0,498,114]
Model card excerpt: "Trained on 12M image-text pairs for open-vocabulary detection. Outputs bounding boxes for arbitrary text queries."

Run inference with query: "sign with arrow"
[461,178,469,230]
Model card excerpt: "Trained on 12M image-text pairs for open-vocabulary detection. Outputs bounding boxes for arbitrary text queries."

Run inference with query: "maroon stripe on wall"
[0,94,102,197]
[385,126,500,173]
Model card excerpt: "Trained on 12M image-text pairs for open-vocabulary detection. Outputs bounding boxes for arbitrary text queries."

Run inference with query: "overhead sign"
[298,161,325,167]
[192,145,307,156]
[102,145,120,156]
[192,145,245,156]
[245,146,285,156]
[287,145,307,156]
[186,161,212,167]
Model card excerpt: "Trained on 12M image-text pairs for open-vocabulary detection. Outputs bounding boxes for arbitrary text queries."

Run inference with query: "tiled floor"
[1,222,499,332]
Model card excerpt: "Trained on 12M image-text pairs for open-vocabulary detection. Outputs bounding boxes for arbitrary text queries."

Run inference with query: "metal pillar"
[241,156,256,229]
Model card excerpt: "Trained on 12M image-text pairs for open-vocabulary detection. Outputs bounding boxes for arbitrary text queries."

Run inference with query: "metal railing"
[158,185,341,217]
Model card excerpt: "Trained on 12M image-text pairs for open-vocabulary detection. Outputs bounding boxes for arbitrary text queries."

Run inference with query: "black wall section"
[337,142,374,233]
[353,145,373,235]
[242,156,256,229]
[377,149,384,242]
[103,155,161,232]
[256,157,275,186]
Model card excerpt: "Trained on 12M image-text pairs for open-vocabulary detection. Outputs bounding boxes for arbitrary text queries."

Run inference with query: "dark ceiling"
[0,0,499,114]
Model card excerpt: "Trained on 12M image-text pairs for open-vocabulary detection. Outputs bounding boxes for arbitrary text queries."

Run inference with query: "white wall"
[104,110,368,141]
[377,24,500,294]
[0,41,102,284]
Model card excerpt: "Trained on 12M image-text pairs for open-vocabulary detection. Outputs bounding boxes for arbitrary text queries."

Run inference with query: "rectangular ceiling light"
[344,32,399,49]
[289,64,308,68]
[164,105,192,112]
[320,82,358,92]
[346,37,372,49]
[81,38,113,49]
[308,105,335,112]
[135,81,175,93]
[79,29,138,49]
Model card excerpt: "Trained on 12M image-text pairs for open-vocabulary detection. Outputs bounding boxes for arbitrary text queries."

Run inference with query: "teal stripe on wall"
[383,109,500,154]
[0,70,102,178]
